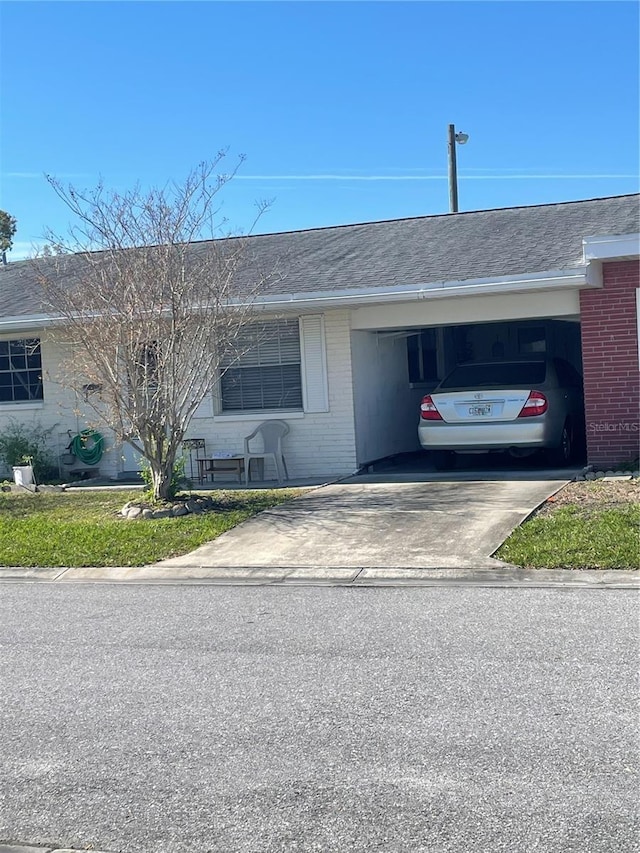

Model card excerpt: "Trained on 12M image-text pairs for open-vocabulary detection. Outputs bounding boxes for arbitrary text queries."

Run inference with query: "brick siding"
[579,260,640,467]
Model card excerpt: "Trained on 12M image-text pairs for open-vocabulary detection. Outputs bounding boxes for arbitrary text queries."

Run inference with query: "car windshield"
[439,362,547,389]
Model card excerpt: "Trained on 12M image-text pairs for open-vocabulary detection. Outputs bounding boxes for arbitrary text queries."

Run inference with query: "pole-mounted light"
[448,124,469,213]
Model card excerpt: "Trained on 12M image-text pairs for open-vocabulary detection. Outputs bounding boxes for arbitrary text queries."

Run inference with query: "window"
[220,320,303,411]
[0,338,43,403]
[130,341,159,388]
[439,361,547,389]
[518,327,546,354]
[408,330,439,383]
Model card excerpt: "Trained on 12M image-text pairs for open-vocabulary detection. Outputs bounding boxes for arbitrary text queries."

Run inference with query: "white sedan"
[418,358,585,470]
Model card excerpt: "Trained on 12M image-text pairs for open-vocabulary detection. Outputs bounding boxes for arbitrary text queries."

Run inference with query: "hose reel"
[70,429,104,466]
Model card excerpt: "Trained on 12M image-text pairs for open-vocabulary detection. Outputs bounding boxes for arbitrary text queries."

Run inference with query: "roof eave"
[0,268,593,328]
[251,267,591,311]
[0,314,65,333]
[582,233,640,261]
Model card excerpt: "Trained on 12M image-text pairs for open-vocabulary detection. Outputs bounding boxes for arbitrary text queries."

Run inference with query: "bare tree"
[34,155,278,500]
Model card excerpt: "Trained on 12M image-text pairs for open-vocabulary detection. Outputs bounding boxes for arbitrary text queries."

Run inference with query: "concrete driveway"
[157,471,572,572]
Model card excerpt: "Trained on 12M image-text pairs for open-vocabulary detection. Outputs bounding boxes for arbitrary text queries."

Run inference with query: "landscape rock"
[585,472,596,481]
[117,494,224,521]
[9,483,37,494]
[595,471,605,479]
[152,508,172,519]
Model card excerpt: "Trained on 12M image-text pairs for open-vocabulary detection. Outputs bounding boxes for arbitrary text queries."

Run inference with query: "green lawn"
[0,489,301,567]
[495,503,640,570]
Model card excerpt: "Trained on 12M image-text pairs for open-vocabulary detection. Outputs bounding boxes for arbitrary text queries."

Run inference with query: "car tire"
[432,450,456,471]
[549,422,573,467]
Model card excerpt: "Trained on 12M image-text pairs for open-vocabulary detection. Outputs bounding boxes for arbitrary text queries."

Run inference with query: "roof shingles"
[1,194,638,319]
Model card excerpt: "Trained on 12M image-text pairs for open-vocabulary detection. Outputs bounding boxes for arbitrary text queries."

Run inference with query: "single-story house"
[0,193,638,481]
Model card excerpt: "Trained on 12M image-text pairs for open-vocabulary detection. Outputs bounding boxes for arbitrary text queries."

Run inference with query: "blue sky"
[1,1,638,259]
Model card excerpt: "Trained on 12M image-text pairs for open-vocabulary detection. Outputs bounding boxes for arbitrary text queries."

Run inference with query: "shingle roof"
[2,194,639,320]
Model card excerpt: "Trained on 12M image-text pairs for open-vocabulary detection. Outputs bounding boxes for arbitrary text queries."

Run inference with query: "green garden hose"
[71,430,104,466]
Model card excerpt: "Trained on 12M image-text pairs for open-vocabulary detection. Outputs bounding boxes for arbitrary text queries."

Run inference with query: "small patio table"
[196,456,245,484]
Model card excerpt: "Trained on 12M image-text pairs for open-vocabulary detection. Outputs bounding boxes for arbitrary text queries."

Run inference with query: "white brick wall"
[187,310,359,480]
[0,333,123,479]
[1,312,360,483]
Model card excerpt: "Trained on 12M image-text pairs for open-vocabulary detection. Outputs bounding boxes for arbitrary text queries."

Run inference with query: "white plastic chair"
[243,420,289,484]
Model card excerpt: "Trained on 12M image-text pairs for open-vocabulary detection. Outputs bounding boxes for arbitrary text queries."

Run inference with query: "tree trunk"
[149,454,176,502]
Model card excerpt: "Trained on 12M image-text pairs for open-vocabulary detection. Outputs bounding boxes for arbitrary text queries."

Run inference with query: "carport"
[349,285,584,470]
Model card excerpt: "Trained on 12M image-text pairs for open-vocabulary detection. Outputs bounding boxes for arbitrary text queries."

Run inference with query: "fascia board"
[251,268,588,309]
[1,268,589,326]
[0,314,63,333]
[583,234,640,261]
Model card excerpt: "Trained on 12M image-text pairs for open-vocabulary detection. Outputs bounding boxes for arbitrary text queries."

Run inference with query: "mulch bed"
[537,479,639,517]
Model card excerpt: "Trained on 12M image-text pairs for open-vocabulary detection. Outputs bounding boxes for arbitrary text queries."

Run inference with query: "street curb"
[0,565,638,588]
[0,846,117,853]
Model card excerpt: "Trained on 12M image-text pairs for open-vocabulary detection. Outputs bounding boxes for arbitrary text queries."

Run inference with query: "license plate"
[469,405,492,416]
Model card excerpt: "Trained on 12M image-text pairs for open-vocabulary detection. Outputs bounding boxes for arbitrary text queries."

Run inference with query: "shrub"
[0,418,59,482]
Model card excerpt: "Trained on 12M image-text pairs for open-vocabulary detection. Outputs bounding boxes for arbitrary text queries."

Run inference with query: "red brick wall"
[580,260,640,467]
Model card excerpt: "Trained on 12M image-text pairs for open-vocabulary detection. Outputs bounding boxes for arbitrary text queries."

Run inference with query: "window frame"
[219,319,304,414]
[0,337,44,404]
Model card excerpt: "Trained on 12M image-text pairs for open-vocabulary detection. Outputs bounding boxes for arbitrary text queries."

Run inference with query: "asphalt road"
[0,585,638,853]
